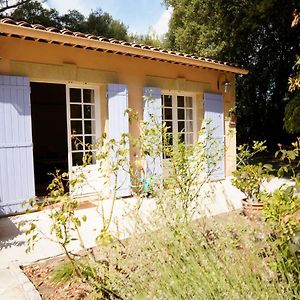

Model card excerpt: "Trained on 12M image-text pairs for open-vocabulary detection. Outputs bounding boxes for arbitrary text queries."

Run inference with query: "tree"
[0,0,31,14]
[8,2,129,41]
[284,11,300,135]
[165,0,300,146]
[129,33,164,48]
[284,92,300,135]
[84,9,128,40]
[60,10,86,32]
[10,1,61,28]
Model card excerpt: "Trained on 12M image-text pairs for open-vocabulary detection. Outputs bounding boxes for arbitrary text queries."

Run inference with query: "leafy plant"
[232,163,272,202]
[263,185,300,289]
[284,92,300,135]
[276,137,300,181]
[263,138,300,287]
[228,105,236,117]
[23,97,300,299]
[236,140,267,167]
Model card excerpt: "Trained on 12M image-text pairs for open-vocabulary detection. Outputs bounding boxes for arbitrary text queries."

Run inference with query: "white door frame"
[66,84,101,176]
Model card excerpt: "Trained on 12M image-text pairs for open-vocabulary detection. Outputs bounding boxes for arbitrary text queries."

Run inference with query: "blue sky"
[46,0,172,36]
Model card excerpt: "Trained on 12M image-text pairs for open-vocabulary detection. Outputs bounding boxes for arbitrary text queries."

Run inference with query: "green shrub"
[232,164,272,202]
[109,214,298,299]
[263,185,300,287]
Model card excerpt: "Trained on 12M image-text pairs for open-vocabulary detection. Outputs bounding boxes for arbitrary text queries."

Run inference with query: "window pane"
[164,133,173,146]
[72,152,84,166]
[83,89,95,103]
[85,135,96,146]
[70,104,82,119]
[71,136,83,151]
[163,95,172,107]
[84,104,95,119]
[84,120,95,134]
[177,96,184,107]
[177,109,185,120]
[84,151,96,164]
[71,120,83,135]
[186,121,193,133]
[164,108,172,120]
[178,121,185,132]
[186,96,193,108]
[178,133,185,144]
[165,121,173,133]
[186,133,194,145]
[70,88,81,103]
[186,109,193,121]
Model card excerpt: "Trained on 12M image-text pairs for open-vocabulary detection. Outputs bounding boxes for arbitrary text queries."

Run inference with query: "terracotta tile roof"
[0,18,248,74]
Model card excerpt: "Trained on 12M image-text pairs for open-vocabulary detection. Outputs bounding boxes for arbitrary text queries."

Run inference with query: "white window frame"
[161,90,197,148]
[66,84,101,172]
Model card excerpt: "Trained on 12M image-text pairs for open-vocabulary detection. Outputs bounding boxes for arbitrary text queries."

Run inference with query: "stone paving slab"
[0,265,41,300]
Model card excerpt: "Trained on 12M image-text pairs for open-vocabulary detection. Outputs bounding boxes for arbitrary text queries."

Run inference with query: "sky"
[46,0,172,36]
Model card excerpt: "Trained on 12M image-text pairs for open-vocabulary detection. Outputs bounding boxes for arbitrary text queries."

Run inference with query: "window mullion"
[81,88,85,152]
[172,94,178,144]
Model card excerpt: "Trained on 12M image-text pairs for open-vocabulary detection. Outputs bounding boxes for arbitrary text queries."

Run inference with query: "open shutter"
[107,84,131,197]
[204,93,225,180]
[0,75,35,215]
[143,87,163,177]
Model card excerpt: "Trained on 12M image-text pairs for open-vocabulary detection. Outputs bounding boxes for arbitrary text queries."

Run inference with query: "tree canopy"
[5,1,163,45]
[284,13,300,135]
[0,0,30,13]
[165,0,300,146]
[7,1,129,40]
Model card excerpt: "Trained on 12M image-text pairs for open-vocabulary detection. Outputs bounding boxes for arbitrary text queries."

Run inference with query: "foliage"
[284,12,300,135]
[228,105,236,117]
[84,9,128,40]
[275,137,300,180]
[109,214,298,299]
[9,1,61,27]
[0,0,31,14]
[284,92,300,135]
[232,164,271,203]
[288,11,300,93]
[9,1,129,40]
[262,138,300,288]
[236,140,267,167]
[263,185,300,285]
[50,260,75,283]
[129,33,164,48]
[164,0,300,146]
[289,55,300,92]
[23,98,300,298]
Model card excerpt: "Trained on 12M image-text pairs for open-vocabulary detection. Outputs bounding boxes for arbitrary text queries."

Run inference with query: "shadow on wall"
[0,216,25,250]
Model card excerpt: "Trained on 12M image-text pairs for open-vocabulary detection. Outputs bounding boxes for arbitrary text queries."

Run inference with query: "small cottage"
[0,18,248,215]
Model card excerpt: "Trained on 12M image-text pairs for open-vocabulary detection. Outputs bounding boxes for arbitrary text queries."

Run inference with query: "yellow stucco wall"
[0,36,236,176]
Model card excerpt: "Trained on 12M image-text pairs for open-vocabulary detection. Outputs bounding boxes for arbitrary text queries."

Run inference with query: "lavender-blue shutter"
[107,84,131,197]
[204,93,225,180]
[143,87,162,176]
[0,75,35,215]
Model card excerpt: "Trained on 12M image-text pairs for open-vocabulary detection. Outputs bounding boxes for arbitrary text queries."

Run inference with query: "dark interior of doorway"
[30,82,69,197]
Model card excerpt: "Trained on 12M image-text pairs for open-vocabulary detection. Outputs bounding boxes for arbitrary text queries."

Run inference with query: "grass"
[50,260,74,283]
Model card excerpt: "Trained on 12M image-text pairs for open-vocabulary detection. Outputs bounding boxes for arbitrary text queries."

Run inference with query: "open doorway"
[30,82,68,196]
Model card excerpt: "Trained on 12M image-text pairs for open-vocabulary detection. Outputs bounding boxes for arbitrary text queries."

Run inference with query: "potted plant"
[228,106,237,126]
[232,163,272,219]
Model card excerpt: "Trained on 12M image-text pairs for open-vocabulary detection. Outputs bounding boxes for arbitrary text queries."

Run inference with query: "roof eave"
[0,23,249,75]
